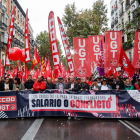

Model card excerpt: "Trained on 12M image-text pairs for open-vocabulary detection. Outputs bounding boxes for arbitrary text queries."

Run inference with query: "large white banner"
[29,94,117,113]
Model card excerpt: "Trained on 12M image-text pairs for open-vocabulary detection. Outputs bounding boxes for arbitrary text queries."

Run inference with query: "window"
[21,14,22,22]
[129,52,132,62]
[18,10,19,19]
[126,0,130,7]
[122,36,124,43]
[128,13,130,23]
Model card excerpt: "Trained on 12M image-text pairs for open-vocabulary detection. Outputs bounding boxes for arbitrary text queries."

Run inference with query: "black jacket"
[112,81,124,90]
[80,83,90,90]
[68,82,80,91]
[24,80,34,89]
[46,82,55,89]
[0,83,13,91]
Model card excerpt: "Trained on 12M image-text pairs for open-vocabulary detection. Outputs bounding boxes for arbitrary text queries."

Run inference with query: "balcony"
[125,4,130,10]
[2,5,7,13]
[111,10,114,16]
[19,41,23,46]
[17,26,20,31]
[120,24,124,31]
[131,0,135,5]
[14,23,17,29]
[119,8,123,17]
[111,22,114,28]
[115,17,118,25]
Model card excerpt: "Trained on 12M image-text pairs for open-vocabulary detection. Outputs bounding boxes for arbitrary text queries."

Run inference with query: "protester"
[99,78,112,90]
[46,77,55,89]
[97,77,102,87]
[13,77,25,91]
[24,75,34,91]
[108,79,113,88]
[86,77,93,87]
[68,76,79,91]
[133,77,139,90]
[76,77,81,85]
[1,77,5,84]
[63,78,67,84]
[44,78,47,84]
[138,78,140,89]
[33,78,36,82]
[112,76,124,91]
[80,77,89,91]
[91,79,99,91]
[33,76,46,91]
[55,77,67,91]
[55,78,58,84]
[125,78,134,90]
[0,77,13,91]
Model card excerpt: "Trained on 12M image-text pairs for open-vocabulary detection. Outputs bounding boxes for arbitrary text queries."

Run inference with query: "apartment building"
[0,0,35,65]
[110,0,139,62]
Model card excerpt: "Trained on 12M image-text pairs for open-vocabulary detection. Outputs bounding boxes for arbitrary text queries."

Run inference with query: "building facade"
[110,0,139,62]
[0,0,35,65]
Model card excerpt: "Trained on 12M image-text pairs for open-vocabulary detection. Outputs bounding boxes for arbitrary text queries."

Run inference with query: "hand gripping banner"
[25,9,31,63]
[132,31,140,68]
[73,38,91,77]
[57,17,74,73]
[48,11,60,69]
[5,6,16,66]
[104,31,122,67]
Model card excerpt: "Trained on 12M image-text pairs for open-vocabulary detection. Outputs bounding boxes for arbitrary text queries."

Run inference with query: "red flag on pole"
[73,38,91,77]
[104,31,122,67]
[121,48,135,78]
[57,17,74,73]
[32,47,41,69]
[5,6,16,66]
[25,9,31,63]
[48,11,60,70]
[132,31,140,68]
[45,53,48,67]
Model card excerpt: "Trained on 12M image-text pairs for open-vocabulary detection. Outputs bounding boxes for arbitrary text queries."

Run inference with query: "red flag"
[0,59,1,78]
[8,70,13,78]
[45,53,48,67]
[132,31,140,68]
[121,48,135,77]
[2,66,5,77]
[18,60,22,80]
[32,47,41,69]
[36,65,40,79]
[48,11,60,70]
[88,35,104,64]
[57,17,74,73]
[25,9,31,63]
[41,57,46,76]
[105,67,114,78]
[104,31,122,67]
[114,67,118,79]
[46,57,51,77]
[73,38,92,77]
[5,6,16,66]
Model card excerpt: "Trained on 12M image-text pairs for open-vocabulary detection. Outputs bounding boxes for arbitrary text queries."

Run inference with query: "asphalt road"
[0,117,140,140]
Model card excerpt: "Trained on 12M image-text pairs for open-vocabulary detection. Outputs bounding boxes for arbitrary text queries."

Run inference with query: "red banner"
[48,11,60,69]
[88,35,104,64]
[32,47,41,69]
[132,31,140,68]
[57,17,74,73]
[73,38,91,77]
[25,9,31,63]
[104,31,122,67]
[121,48,135,78]
[5,6,16,66]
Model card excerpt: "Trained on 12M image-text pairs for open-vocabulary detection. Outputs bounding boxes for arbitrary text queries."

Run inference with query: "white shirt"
[5,84,9,91]
[71,84,74,89]
[101,85,108,90]
[97,82,101,87]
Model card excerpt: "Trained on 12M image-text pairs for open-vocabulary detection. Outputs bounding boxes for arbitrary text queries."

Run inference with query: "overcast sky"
[18,0,111,54]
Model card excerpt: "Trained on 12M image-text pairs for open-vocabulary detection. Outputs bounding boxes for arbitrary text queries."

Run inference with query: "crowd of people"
[0,73,140,92]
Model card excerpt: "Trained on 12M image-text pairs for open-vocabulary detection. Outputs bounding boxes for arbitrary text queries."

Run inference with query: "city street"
[0,117,140,140]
